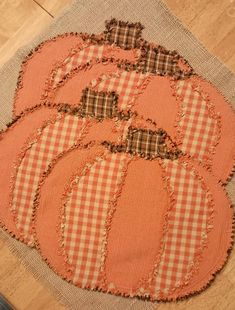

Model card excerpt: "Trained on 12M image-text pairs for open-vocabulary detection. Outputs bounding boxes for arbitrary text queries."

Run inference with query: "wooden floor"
[0,1,234,309]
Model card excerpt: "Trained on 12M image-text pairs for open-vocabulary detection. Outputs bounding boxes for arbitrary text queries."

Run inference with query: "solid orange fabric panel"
[105,158,168,291]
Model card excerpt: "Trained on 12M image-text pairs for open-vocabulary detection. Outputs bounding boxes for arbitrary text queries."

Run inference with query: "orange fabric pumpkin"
[0,19,234,301]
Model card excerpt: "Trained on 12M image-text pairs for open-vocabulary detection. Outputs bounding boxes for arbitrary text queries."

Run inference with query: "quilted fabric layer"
[0,18,234,301]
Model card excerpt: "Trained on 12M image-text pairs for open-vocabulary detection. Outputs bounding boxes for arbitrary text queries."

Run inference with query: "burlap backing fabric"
[0,0,234,309]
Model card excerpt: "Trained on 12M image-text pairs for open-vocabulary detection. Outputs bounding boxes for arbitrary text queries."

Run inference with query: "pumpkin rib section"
[10,114,89,245]
[0,102,60,137]
[33,143,108,281]
[97,154,133,289]
[128,157,183,299]
[132,75,179,140]
[170,78,221,170]
[152,157,214,300]
[170,160,233,300]
[50,44,106,89]
[0,106,59,242]
[190,75,235,184]
[61,152,131,289]
[103,158,168,296]
[13,34,85,116]
[170,74,235,184]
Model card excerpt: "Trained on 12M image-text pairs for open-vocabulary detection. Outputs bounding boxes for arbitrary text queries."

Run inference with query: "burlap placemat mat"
[0,0,234,309]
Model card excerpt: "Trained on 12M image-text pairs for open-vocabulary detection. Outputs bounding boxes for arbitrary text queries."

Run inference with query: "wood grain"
[0,1,234,309]
[0,238,64,310]
[0,0,51,68]
[164,0,235,72]
[33,0,73,17]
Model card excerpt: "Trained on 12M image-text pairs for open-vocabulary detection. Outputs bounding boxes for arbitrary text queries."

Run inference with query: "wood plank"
[0,0,36,47]
[33,0,73,16]
[213,28,235,64]
[0,0,52,68]
[163,0,211,25]
[0,239,64,309]
[164,0,235,72]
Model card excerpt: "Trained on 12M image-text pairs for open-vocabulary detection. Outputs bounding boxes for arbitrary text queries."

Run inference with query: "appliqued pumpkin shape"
[0,19,234,301]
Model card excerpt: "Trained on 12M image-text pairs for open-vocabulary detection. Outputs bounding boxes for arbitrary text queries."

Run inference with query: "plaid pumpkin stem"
[104,18,144,50]
[138,46,193,78]
[102,127,182,160]
[103,18,193,79]
[80,87,119,119]
[118,46,194,79]
[139,47,179,76]
[57,87,181,160]
[58,88,135,121]
[58,88,120,120]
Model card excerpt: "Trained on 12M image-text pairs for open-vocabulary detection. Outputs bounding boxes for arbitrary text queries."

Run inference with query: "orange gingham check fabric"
[12,115,87,243]
[52,45,105,87]
[92,71,149,110]
[176,80,218,163]
[153,160,210,296]
[63,153,128,287]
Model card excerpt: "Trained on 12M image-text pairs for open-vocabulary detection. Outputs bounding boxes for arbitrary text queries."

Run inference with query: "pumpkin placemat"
[0,0,235,308]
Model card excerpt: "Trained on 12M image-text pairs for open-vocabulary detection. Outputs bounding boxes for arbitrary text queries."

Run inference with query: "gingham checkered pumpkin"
[0,19,234,301]
[33,130,222,301]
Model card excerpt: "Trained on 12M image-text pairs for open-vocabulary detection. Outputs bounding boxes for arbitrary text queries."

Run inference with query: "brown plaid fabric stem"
[103,127,181,160]
[104,18,144,50]
[116,46,194,79]
[139,48,177,74]
[137,46,192,79]
[57,93,134,121]
[80,88,119,120]
[103,19,193,79]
